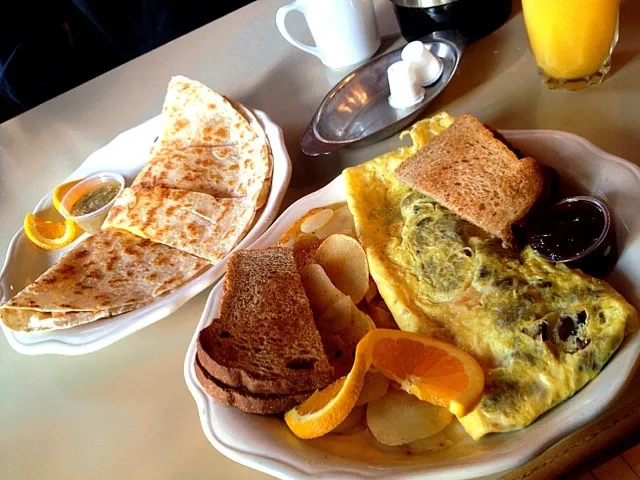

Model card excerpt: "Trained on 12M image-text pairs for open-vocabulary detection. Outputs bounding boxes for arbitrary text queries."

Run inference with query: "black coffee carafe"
[390,0,512,42]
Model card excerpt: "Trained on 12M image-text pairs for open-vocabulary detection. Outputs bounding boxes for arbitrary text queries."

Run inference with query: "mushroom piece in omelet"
[344,113,638,439]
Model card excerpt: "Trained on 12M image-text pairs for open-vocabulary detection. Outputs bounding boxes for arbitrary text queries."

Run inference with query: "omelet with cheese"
[344,113,638,439]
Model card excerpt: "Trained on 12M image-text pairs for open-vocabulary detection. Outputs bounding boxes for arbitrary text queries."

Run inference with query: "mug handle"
[276,1,323,61]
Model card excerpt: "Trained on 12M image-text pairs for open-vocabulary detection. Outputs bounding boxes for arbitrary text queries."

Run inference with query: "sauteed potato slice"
[368,303,399,330]
[332,405,366,434]
[366,389,453,446]
[301,208,334,235]
[317,295,376,377]
[314,204,356,239]
[356,370,390,407]
[299,263,344,315]
[317,295,353,333]
[315,234,369,304]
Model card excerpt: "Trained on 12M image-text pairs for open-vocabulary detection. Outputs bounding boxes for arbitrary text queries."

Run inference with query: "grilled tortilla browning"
[0,229,209,332]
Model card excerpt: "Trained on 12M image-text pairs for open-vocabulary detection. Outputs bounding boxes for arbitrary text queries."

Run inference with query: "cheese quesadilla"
[113,76,272,259]
[1,76,272,333]
[1,229,209,332]
[154,75,261,148]
[103,187,255,263]
[138,77,271,205]
[134,99,272,208]
[133,140,270,209]
[1,303,149,334]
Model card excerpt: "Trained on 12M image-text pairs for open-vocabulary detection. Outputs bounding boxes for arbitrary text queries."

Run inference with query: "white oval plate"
[184,129,640,479]
[0,109,292,356]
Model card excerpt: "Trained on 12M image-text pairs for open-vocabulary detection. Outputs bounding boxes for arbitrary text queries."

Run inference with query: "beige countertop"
[1,0,639,479]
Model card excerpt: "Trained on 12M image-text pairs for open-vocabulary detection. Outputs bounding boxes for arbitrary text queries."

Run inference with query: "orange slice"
[52,179,82,213]
[284,337,373,439]
[285,329,484,439]
[24,213,76,250]
[368,329,485,418]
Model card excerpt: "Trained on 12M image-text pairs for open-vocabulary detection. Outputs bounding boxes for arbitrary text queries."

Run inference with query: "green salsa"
[71,182,120,216]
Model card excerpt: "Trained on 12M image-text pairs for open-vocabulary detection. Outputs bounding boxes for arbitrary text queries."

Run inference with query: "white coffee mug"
[276,0,381,69]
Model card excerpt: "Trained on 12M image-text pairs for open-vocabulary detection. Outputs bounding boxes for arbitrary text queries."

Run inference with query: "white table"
[2,0,640,478]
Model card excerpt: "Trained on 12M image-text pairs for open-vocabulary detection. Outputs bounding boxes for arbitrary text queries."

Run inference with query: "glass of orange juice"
[522,0,620,90]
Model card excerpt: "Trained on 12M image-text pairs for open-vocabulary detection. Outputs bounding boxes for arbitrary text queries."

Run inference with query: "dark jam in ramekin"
[527,196,618,278]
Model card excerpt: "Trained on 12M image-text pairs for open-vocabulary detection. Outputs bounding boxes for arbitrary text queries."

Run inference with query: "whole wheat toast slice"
[197,247,334,395]
[395,114,544,246]
[195,356,313,414]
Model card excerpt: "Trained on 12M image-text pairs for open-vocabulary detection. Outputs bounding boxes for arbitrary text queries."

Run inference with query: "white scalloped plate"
[0,109,292,356]
[184,129,640,479]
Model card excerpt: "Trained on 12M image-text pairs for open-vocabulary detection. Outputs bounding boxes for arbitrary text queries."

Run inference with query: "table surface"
[1,0,639,479]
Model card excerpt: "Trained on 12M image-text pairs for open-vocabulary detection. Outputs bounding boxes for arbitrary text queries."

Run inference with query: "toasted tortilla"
[153,75,259,148]
[132,76,272,217]
[133,141,270,207]
[103,186,255,263]
[0,229,209,332]
[1,77,271,333]
[0,302,148,333]
[228,99,273,209]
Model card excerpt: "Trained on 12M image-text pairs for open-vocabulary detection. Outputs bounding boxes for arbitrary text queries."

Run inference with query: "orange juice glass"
[522,0,619,90]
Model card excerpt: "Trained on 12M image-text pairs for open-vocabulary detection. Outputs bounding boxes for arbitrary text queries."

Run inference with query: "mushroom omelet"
[344,113,638,439]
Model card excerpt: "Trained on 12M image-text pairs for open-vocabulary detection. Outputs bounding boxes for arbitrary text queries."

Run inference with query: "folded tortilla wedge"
[227,100,273,209]
[103,186,255,263]
[0,229,209,332]
[133,141,271,208]
[142,78,271,202]
[153,75,261,148]
[1,77,271,333]
[135,100,272,210]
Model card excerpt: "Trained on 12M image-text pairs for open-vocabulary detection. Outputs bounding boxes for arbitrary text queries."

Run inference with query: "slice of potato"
[278,206,328,245]
[343,305,376,345]
[366,390,454,446]
[403,431,453,454]
[337,305,375,375]
[356,370,390,406]
[299,263,344,315]
[279,203,354,245]
[318,297,376,377]
[314,234,369,304]
[292,233,322,270]
[368,304,399,330]
[364,278,378,304]
[332,405,366,434]
[317,295,353,333]
[300,208,334,234]
[314,204,356,239]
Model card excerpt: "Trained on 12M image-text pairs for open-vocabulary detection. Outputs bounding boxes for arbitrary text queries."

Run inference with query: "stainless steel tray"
[301,31,464,156]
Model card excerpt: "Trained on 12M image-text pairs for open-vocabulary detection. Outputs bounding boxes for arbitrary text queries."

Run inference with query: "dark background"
[0,0,256,124]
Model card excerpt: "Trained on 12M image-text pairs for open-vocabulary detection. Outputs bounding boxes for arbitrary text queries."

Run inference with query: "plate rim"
[184,128,640,479]
[0,108,292,356]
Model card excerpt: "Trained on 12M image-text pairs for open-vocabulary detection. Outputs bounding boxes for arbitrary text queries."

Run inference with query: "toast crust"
[395,114,544,246]
[197,247,334,395]
[195,356,312,414]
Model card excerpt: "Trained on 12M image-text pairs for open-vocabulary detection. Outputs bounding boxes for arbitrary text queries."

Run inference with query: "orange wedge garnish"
[284,329,484,439]
[24,213,76,250]
[52,179,82,214]
[369,329,485,418]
